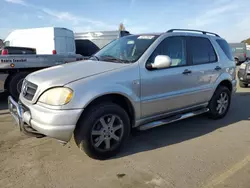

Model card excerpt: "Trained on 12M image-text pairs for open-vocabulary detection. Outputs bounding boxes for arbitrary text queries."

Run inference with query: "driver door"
[140,36,198,118]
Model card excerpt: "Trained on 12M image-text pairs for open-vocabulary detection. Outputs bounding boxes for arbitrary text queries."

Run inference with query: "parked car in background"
[237,61,250,87]
[246,44,250,59]
[4,27,76,55]
[74,30,131,56]
[229,43,247,65]
[1,46,36,55]
[8,29,236,159]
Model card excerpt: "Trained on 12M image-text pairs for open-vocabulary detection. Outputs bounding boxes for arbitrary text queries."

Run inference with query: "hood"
[26,60,129,87]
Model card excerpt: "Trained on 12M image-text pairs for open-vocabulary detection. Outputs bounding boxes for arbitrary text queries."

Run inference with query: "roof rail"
[167,29,220,37]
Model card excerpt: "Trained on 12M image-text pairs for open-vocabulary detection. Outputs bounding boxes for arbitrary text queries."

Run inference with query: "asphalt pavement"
[0,81,250,188]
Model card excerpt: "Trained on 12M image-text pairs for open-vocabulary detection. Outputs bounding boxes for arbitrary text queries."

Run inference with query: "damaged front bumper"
[8,96,83,143]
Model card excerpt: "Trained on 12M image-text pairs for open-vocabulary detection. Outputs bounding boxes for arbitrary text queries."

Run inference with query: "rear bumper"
[8,96,83,142]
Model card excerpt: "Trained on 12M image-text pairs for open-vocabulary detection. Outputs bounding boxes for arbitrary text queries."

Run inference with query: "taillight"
[52,50,57,55]
[1,49,8,55]
[244,53,246,58]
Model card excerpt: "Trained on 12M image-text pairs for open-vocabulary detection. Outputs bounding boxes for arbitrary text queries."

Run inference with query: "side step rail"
[138,108,209,131]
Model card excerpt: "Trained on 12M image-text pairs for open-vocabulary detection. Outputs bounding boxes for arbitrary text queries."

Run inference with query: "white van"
[4,27,76,55]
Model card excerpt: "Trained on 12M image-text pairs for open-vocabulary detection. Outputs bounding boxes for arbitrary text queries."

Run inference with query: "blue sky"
[1,0,250,42]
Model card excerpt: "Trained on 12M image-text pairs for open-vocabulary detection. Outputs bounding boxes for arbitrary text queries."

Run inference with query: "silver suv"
[8,29,237,159]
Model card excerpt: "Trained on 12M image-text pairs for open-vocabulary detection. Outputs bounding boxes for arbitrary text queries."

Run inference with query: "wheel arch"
[4,74,13,90]
[216,79,233,92]
[213,72,234,93]
[77,93,137,128]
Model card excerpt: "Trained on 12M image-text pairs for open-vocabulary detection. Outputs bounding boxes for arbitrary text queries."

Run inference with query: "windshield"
[94,35,159,63]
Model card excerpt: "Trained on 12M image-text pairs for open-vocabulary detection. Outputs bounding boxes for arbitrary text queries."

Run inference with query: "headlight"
[240,63,246,70]
[38,87,73,106]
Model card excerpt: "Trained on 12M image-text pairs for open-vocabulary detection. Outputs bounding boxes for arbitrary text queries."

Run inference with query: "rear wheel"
[74,103,130,160]
[239,81,248,88]
[8,72,29,100]
[207,86,231,119]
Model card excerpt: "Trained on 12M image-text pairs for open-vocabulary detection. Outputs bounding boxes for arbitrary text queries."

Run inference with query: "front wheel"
[74,103,131,160]
[8,72,29,100]
[207,86,231,119]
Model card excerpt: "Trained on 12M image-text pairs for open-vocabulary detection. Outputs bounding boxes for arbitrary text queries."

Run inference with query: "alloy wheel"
[91,115,124,152]
[216,92,229,115]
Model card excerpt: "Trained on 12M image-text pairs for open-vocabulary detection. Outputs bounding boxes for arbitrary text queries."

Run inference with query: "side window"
[189,37,217,65]
[147,37,187,67]
[216,39,234,61]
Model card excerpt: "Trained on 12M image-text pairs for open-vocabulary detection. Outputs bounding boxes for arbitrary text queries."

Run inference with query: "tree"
[242,38,250,45]
[119,23,125,31]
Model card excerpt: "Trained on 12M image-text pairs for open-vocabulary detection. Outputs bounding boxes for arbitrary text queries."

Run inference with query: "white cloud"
[184,0,250,42]
[4,0,117,31]
[37,15,44,20]
[40,8,117,30]
[4,0,27,5]
[187,3,238,27]
[41,8,80,25]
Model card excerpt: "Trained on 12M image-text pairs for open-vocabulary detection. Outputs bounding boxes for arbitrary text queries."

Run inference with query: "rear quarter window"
[216,39,234,61]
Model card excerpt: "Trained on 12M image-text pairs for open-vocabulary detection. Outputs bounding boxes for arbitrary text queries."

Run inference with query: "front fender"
[66,81,141,120]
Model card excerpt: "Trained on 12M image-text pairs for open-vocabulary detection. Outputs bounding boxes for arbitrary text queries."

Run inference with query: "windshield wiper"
[100,55,132,63]
[89,55,99,61]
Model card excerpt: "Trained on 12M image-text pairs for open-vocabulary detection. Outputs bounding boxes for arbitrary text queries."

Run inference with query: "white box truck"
[0,27,84,99]
[4,27,76,55]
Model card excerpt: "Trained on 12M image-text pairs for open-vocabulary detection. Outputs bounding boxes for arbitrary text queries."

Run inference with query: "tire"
[239,81,248,88]
[207,86,231,119]
[8,72,29,100]
[74,103,131,160]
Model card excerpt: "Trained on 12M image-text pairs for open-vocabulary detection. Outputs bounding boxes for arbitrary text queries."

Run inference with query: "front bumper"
[8,96,83,142]
[238,68,250,83]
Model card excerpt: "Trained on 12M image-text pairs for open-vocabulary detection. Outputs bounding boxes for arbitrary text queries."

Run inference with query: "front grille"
[22,80,38,101]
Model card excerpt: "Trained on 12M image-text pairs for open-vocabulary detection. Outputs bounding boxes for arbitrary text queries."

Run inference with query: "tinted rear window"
[189,37,217,65]
[216,39,234,61]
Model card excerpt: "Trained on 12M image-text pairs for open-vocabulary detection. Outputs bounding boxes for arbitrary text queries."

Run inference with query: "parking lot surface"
[1,82,250,188]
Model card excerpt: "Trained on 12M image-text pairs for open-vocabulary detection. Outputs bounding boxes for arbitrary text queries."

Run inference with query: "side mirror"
[147,55,172,70]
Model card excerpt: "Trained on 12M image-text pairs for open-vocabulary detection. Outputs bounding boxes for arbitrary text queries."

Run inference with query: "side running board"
[138,108,209,131]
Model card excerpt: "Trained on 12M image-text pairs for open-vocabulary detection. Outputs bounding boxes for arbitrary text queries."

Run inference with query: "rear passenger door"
[186,36,222,104]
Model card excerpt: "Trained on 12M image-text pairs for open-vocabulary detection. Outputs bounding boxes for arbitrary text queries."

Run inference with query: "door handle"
[214,66,222,71]
[182,69,192,74]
